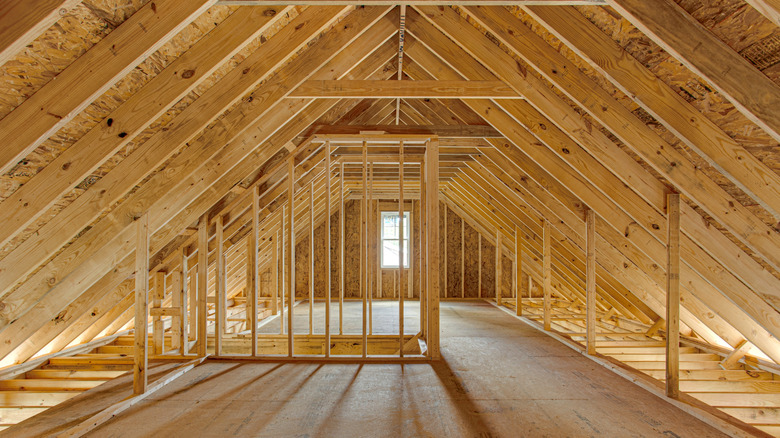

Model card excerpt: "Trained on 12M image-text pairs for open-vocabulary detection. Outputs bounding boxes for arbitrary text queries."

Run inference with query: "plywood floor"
[4,301,728,437]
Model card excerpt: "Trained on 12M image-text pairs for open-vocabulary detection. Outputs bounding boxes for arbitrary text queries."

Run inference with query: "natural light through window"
[380,211,410,268]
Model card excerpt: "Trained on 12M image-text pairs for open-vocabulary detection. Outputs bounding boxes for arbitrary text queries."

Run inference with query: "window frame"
[380,210,411,269]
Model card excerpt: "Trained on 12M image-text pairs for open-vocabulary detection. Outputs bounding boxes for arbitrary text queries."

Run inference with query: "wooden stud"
[515,226,522,316]
[181,249,191,353]
[426,138,440,359]
[152,271,165,356]
[420,159,427,339]
[586,209,596,355]
[309,180,314,336]
[543,220,552,331]
[444,206,448,299]
[272,227,279,316]
[666,193,681,398]
[171,270,183,352]
[461,218,465,298]
[197,215,208,357]
[280,213,285,335]
[133,213,149,395]
[215,214,226,356]
[478,234,482,298]
[326,142,332,357]
[368,163,374,335]
[250,186,260,356]
[340,161,345,336]
[287,158,295,357]
[495,232,503,306]
[399,141,405,357]
[362,140,368,357]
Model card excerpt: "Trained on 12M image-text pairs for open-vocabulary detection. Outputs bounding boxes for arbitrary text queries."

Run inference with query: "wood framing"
[2,3,780,434]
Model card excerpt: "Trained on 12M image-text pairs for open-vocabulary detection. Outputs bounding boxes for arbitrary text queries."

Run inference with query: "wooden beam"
[515,226,522,316]
[607,0,780,143]
[287,158,295,357]
[0,6,394,353]
[325,143,332,357]
[215,215,226,356]
[290,80,521,98]
[543,220,552,331]
[0,0,80,66]
[0,0,215,175]
[461,5,780,272]
[743,0,780,26]
[586,209,596,355]
[0,5,291,251]
[309,181,315,336]
[425,137,440,359]
[197,216,208,357]
[720,340,753,370]
[406,9,780,356]
[667,193,681,399]
[57,357,205,438]
[525,5,780,220]
[303,124,501,138]
[152,272,165,356]
[399,142,406,356]
[362,140,368,357]
[495,232,503,306]
[250,186,260,356]
[133,213,149,395]
[179,250,189,354]
[340,161,345,335]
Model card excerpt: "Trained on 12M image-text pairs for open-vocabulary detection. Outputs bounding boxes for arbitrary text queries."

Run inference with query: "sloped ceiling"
[0,0,778,369]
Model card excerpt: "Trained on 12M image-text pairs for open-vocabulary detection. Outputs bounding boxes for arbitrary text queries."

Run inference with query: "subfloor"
[3,301,728,437]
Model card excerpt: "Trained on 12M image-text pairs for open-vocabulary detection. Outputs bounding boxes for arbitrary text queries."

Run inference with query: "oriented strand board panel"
[446,209,462,298]
[481,237,496,299]
[464,223,480,298]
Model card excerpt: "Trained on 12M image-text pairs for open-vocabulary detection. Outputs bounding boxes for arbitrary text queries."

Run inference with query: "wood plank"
[290,80,520,98]
[304,124,501,138]
[133,213,149,395]
[0,6,393,362]
[667,193,680,399]
[542,220,551,331]
[495,232,502,306]
[0,0,215,174]
[525,5,780,220]
[742,0,780,26]
[152,272,165,356]
[585,209,596,355]
[406,10,780,357]
[721,340,753,370]
[399,142,405,356]
[460,5,780,273]
[0,5,291,251]
[607,0,780,143]
[0,0,81,66]
[197,216,208,357]
[515,226,522,316]
[0,4,352,328]
[426,137,440,358]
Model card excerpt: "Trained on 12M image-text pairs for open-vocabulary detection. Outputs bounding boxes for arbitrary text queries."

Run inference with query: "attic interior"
[0,0,779,436]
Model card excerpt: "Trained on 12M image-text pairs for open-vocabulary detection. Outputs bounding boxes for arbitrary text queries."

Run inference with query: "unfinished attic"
[1,0,780,436]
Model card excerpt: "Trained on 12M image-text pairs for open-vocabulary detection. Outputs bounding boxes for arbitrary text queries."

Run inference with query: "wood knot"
[181,69,195,79]
[264,9,277,16]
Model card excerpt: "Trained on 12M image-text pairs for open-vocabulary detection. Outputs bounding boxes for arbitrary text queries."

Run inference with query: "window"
[380,211,410,268]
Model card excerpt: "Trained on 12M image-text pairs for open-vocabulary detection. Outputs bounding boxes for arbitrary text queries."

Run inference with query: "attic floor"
[6,301,726,437]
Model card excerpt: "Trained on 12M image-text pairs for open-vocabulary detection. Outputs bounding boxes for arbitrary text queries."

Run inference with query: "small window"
[380,211,410,268]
